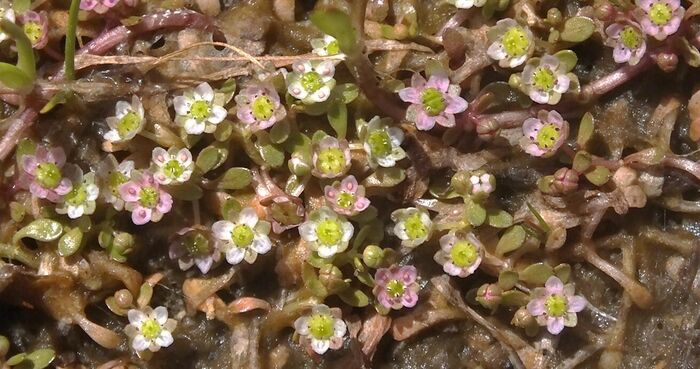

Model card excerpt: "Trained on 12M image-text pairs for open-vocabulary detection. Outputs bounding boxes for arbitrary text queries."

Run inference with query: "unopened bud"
[362,245,384,268]
[476,283,502,309]
[552,168,579,194]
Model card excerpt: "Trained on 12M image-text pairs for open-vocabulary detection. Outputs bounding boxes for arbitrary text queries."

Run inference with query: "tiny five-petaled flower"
[634,0,684,41]
[293,304,347,355]
[286,60,336,104]
[434,231,483,278]
[20,11,48,49]
[487,18,535,68]
[98,155,134,211]
[169,226,221,274]
[235,83,286,132]
[359,116,406,168]
[324,175,370,216]
[398,73,468,130]
[81,0,137,14]
[119,171,173,225]
[605,21,647,66]
[20,146,72,203]
[212,208,272,265]
[104,96,145,143]
[526,276,587,335]
[520,110,569,158]
[299,206,354,258]
[373,265,420,310]
[125,306,177,352]
[174,82,228,135]
[151,147,194,185]
[312,136,351,179]
[521,55,571,105]
[56,166,99,219]
[391,207,433,248]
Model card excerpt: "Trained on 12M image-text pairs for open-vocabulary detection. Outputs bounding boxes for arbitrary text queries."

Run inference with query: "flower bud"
[511,306,536,328]
[452,170,496,199]
[552,168,579,194]
[656,52,678,73]
[476,283,502,310]
[594,2,616,21]
[113,231,135,254]
[288,153,311,177]
[546,8,562,25]
[476,118,500,141]
[362,245,384,268]
[115,289,134,309]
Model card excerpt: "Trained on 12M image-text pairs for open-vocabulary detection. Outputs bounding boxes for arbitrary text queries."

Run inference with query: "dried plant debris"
[1,0,700,368]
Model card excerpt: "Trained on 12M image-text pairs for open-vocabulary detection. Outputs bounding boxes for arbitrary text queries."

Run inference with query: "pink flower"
[398,73,468,130]
[80,0,137,14]
[119,171,173,225]
[19,11,48,49]
[324,175,370,216]
[605,21,647,66]
[235,83,286,131]
[19,146,72,202]
[372,265,420,310]
[434,232,483,278]
[526,276,587,335]
[520,110,569,158]
[634,0,684,41]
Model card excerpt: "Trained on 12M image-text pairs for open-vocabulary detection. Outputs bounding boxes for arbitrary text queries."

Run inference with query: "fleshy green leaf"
[585,166,611,186]
[335,83,359,104]
[269,119,290,144]
[553,50,578,72]
[495,225,526,256]
[560,16,595,43]
[0,64,32,90]
[40,90,71,114]
[13,219,63,244]
[573,151,593,173]
[500,290,529,307]
[260,144,285,168]
[58,227,83,257]
[137,283,153,308]
[466,198,487,226]
[577,112,595,147]
[196,145,228,173]
[167,183,204,201]
[487,209,513,228]
[497,270,519,290]
[554,263,572,283]
[310,10,357,54]
[338,288,370,307]
[363,167,406,188]
[327,100,348,139]
[0,20,35,87]
[519,262,554,285]
[25,348,56,369]
[7,353,27,366]
[302,263,328,297]
[217,168,253,190]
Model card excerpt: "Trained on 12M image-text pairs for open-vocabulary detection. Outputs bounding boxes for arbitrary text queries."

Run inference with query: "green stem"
[0,243,38,269]
[64,0,81,81]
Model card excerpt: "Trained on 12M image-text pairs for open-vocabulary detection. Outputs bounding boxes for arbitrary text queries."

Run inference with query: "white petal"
[128,309,147,326]
[294,317,310,335]
[288,80,308,100]
[208,106,227,124]
[226,248,245,265]
[103,130,121,142]
[152,147,169,166]
[317,245,337,258]
[153,306,168,325]
[298,222,318,241]
[114,100,131,117]
[184,119,205,134]
[212,220,234,240]
[194,82,214,101]
[132,335,150,352]
[173,96,191,116]
[155,330,174,348]
[238,207,259,228]
[251,235,272,254]
[311,338,330,355]
[333,319,347,337]
[67,205,84,219]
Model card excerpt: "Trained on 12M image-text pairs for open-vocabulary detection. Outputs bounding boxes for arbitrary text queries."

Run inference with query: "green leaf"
[0,335,8,357]
[362,167,406,188]
[105,296,128,316]
[311,130,328,144]
[338,288,370,307]
[167,183,204,201]
[335,83,359,104]
[25,348,56,369]
[260,144,285,168]
[196,145,228,173]
[213,120,233,142]
[355,269,375,287]
[573,151,593,173]
[585,166,611,186]
[217,168,252,190]
[0,64,31,90]
[1,20,35,85]
[526,202,550,233]
[466,198,486,226]
[7,353,27,366]
[302,263,328,297]
[16,138,36,168]
[495,225,526,256]
[13,219,63,244]
[40,90,71,114]
[554,263,572,283]
[137,283,153,308]
[519,263,554,285]
[327,101,348,139]
[222,198,242,220]
[310,10,357,54]
[560,16,595,43]
[497,270,519,290]
[577,112,594,147]
[553,50,578,72]
[283,132,312,155]
[500,290,529,307]
[269,119,290,144]
[487,209,513,228]
[13,0,32,12]
[58,227,83,257]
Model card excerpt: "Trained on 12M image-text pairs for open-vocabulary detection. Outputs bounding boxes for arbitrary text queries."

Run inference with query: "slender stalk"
[64,0,80,81]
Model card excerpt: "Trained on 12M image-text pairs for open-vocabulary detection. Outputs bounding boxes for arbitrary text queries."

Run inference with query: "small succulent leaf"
[519,262,554,285]
[495,225,527,256]
[497,270,519,290]
[13,219,63,244]
[58,227,83,257]
[338,288,370,307]
[577,112,595,147]
[560,16,595,43]
[217,168,253,190]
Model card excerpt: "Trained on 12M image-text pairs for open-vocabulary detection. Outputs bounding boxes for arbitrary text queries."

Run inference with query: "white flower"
[487,18,535,68]
[174,82,228,135]
[56,166,99,219]
[103,95,145,143]
[97,155,134,211]
[125,306,177,352]
[293,304,347,355]
[434,231,484,278]
[449,0,487,9]
[286,60,336,104]
[311,34,344,59]
[358,116,406,168]
[0,7,15,42]
[391,207,433,248]
[151,147,194,185]
[212,207,272,265]
[298,206,353,258]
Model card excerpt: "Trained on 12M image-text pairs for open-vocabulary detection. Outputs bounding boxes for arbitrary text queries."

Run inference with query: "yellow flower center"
[138,186,159,208]
[336,192,356,209]
[325,40,340,55]
[301,71,324,93]
[404,212,428,240]
[317,147,346,175]
[308,313,334,340]
[620,26,642,49]
[367,130,393,157]
[251,96,275,121]
[532,67,556,91]
[116,111,140,138]
[535,123,561,149]
[23,22,42,45]
[386,279,405,298]
[140,318,162,340]
[450,240,478,268]
[163,159,184,180]
[109,171,128,196]
[316,219,343,246]
[545,294,568,317]
[65,184,88,206]
[421,87,446,116]
[501,26,530,57]
[231,224,254,247]
[185,233,210,256]
[649,3,672,26]
[36,162,61,189]
[190,100,211,121]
